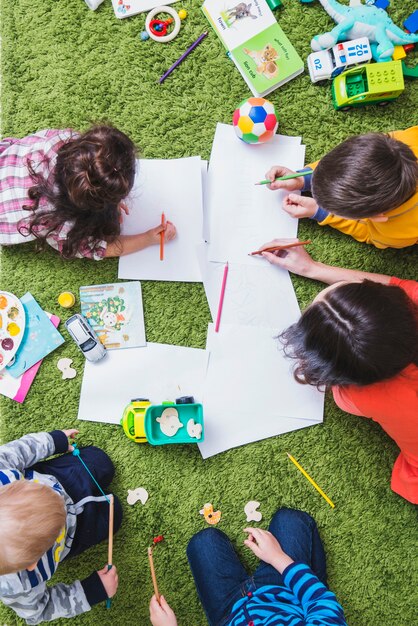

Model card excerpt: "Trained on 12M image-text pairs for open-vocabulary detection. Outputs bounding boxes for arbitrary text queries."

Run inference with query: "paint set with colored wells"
[0,291,26,369]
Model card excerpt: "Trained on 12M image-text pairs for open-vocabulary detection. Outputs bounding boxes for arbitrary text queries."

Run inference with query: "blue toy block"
[404,10,418,34]
[373,0,389,10]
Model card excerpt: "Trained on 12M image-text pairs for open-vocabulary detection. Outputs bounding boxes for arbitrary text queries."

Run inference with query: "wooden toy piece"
[200,503,221,525]
[156,407,183,437]
[127,487,149,505]
[106,495,115,609]
[244,500,262,522]
[186,418,202,439]
[392,45,406,60]
[148,536,164,603]
[57,358,77,380]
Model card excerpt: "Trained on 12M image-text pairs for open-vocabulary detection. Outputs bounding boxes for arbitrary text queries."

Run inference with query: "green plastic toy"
[121,397,204,445]
[331,60,404,110]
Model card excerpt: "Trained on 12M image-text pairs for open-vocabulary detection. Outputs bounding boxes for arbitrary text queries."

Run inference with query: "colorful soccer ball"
[232,98,278,144]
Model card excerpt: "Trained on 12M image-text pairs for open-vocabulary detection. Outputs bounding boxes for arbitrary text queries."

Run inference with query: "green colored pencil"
[255,171,308,186]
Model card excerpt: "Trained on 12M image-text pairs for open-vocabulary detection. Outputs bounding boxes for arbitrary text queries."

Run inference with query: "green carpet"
[1,0,418,624]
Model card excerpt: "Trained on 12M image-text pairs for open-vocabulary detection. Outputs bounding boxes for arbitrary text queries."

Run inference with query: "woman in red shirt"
[259,239,418,504]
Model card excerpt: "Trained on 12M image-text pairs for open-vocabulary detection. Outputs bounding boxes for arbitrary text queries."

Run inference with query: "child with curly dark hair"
[0,125,176,259]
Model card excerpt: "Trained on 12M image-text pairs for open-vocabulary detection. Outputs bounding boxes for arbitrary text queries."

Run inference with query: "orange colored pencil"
[249,240,311,256]
[160,212,166,261]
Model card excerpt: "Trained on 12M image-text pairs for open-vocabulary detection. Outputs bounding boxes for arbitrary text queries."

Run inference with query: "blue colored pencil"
[159,32,208,84]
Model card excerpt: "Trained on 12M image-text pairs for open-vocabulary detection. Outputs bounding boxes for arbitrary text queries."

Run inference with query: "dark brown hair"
[311,133,418,219]
[19,125,137,258]
[279,280,418,388]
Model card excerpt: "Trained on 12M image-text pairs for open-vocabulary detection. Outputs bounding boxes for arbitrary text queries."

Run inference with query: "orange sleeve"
[391,453,418,504]
[389,277,418,305]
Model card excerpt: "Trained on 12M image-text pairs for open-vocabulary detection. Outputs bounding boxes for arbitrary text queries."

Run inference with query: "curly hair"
[279,280,418,388]
[19,125,137,258]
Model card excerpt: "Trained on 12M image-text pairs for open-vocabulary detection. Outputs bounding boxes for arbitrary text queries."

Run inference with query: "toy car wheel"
[377,100,390,107]
[339,106,352,112]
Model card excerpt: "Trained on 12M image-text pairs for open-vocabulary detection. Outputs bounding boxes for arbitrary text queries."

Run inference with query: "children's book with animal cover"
[80,282,146,350]
[202,0,304,96]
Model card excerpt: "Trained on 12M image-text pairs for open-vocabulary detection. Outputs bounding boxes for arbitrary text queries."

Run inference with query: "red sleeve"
[389,277,418,305]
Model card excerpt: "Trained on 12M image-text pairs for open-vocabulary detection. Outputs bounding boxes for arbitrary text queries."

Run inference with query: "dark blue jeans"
[187,508,327,626]
[30,446,122,558]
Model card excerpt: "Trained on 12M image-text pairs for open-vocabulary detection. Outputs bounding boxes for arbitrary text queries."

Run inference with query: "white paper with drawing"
[207,124,305,264]
[118,157,204,282]
[78,343,208,424]
[198,324,324,459]
[197,243,300,328]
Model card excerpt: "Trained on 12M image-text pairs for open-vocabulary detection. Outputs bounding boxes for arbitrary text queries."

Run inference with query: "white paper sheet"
[197,243,300,328]
[118,157,203,282]
[78,343,208,424]
[207,124,306,264]
[198,324,324,458]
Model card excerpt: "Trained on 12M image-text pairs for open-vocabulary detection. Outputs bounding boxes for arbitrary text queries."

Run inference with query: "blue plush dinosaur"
[311,0,418,62]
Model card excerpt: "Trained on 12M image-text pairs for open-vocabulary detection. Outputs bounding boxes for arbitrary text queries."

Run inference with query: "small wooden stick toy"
[148,535,164,603]
[106,495,115,609]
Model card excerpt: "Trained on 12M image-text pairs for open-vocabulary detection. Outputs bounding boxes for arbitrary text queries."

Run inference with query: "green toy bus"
[332,60,405,111]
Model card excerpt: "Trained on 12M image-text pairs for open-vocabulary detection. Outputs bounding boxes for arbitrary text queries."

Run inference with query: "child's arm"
[282,563,347,625]
[0,431,73,474]
[105,221,176,257]
[0,565,117,625]
[244,528,347,625]
[258,240,392,285]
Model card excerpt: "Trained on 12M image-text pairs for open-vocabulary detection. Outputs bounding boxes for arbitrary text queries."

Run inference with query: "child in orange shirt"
[259,239,418,503]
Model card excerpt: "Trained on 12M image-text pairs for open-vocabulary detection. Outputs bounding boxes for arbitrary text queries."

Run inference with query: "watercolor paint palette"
[0,291,26,371]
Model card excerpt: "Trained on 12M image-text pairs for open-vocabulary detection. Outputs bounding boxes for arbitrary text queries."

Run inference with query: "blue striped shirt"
[227,563,347,625]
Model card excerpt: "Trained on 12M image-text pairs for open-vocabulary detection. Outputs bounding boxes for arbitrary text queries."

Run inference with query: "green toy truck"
[121,397,204,445]
[331,60,405,111]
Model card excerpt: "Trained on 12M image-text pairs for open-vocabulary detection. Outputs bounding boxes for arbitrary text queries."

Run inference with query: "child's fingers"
[261,251,284,265]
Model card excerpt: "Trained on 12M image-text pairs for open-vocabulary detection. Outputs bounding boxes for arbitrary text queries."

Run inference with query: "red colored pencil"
[160,212,166,261]
[215,262,229,333]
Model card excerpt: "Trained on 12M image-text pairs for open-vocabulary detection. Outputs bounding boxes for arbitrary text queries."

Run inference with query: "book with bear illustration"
[202,0,304,97]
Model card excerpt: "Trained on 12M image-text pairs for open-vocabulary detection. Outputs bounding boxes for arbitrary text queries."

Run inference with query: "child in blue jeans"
[149,508,347,626]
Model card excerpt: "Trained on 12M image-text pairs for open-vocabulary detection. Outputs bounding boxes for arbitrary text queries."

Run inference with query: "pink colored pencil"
[215,262,229,333]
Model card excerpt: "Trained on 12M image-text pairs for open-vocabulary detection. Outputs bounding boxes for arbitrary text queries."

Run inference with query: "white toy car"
[65,314,107,362]
[307,38,372,83]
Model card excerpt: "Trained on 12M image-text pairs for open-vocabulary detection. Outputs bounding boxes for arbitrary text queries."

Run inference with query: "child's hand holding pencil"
[255,239,316,277]
[263,166,306,191]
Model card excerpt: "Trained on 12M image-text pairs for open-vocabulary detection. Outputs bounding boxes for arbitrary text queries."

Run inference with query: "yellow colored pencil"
[286,453,335,509]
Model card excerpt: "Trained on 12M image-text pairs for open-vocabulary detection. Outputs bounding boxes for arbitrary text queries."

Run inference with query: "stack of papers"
[79,125,325,457]
[197,124,323,458]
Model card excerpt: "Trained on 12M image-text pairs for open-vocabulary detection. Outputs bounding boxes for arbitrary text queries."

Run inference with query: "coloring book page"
[80,282,145,350]
[118,157,204,282]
